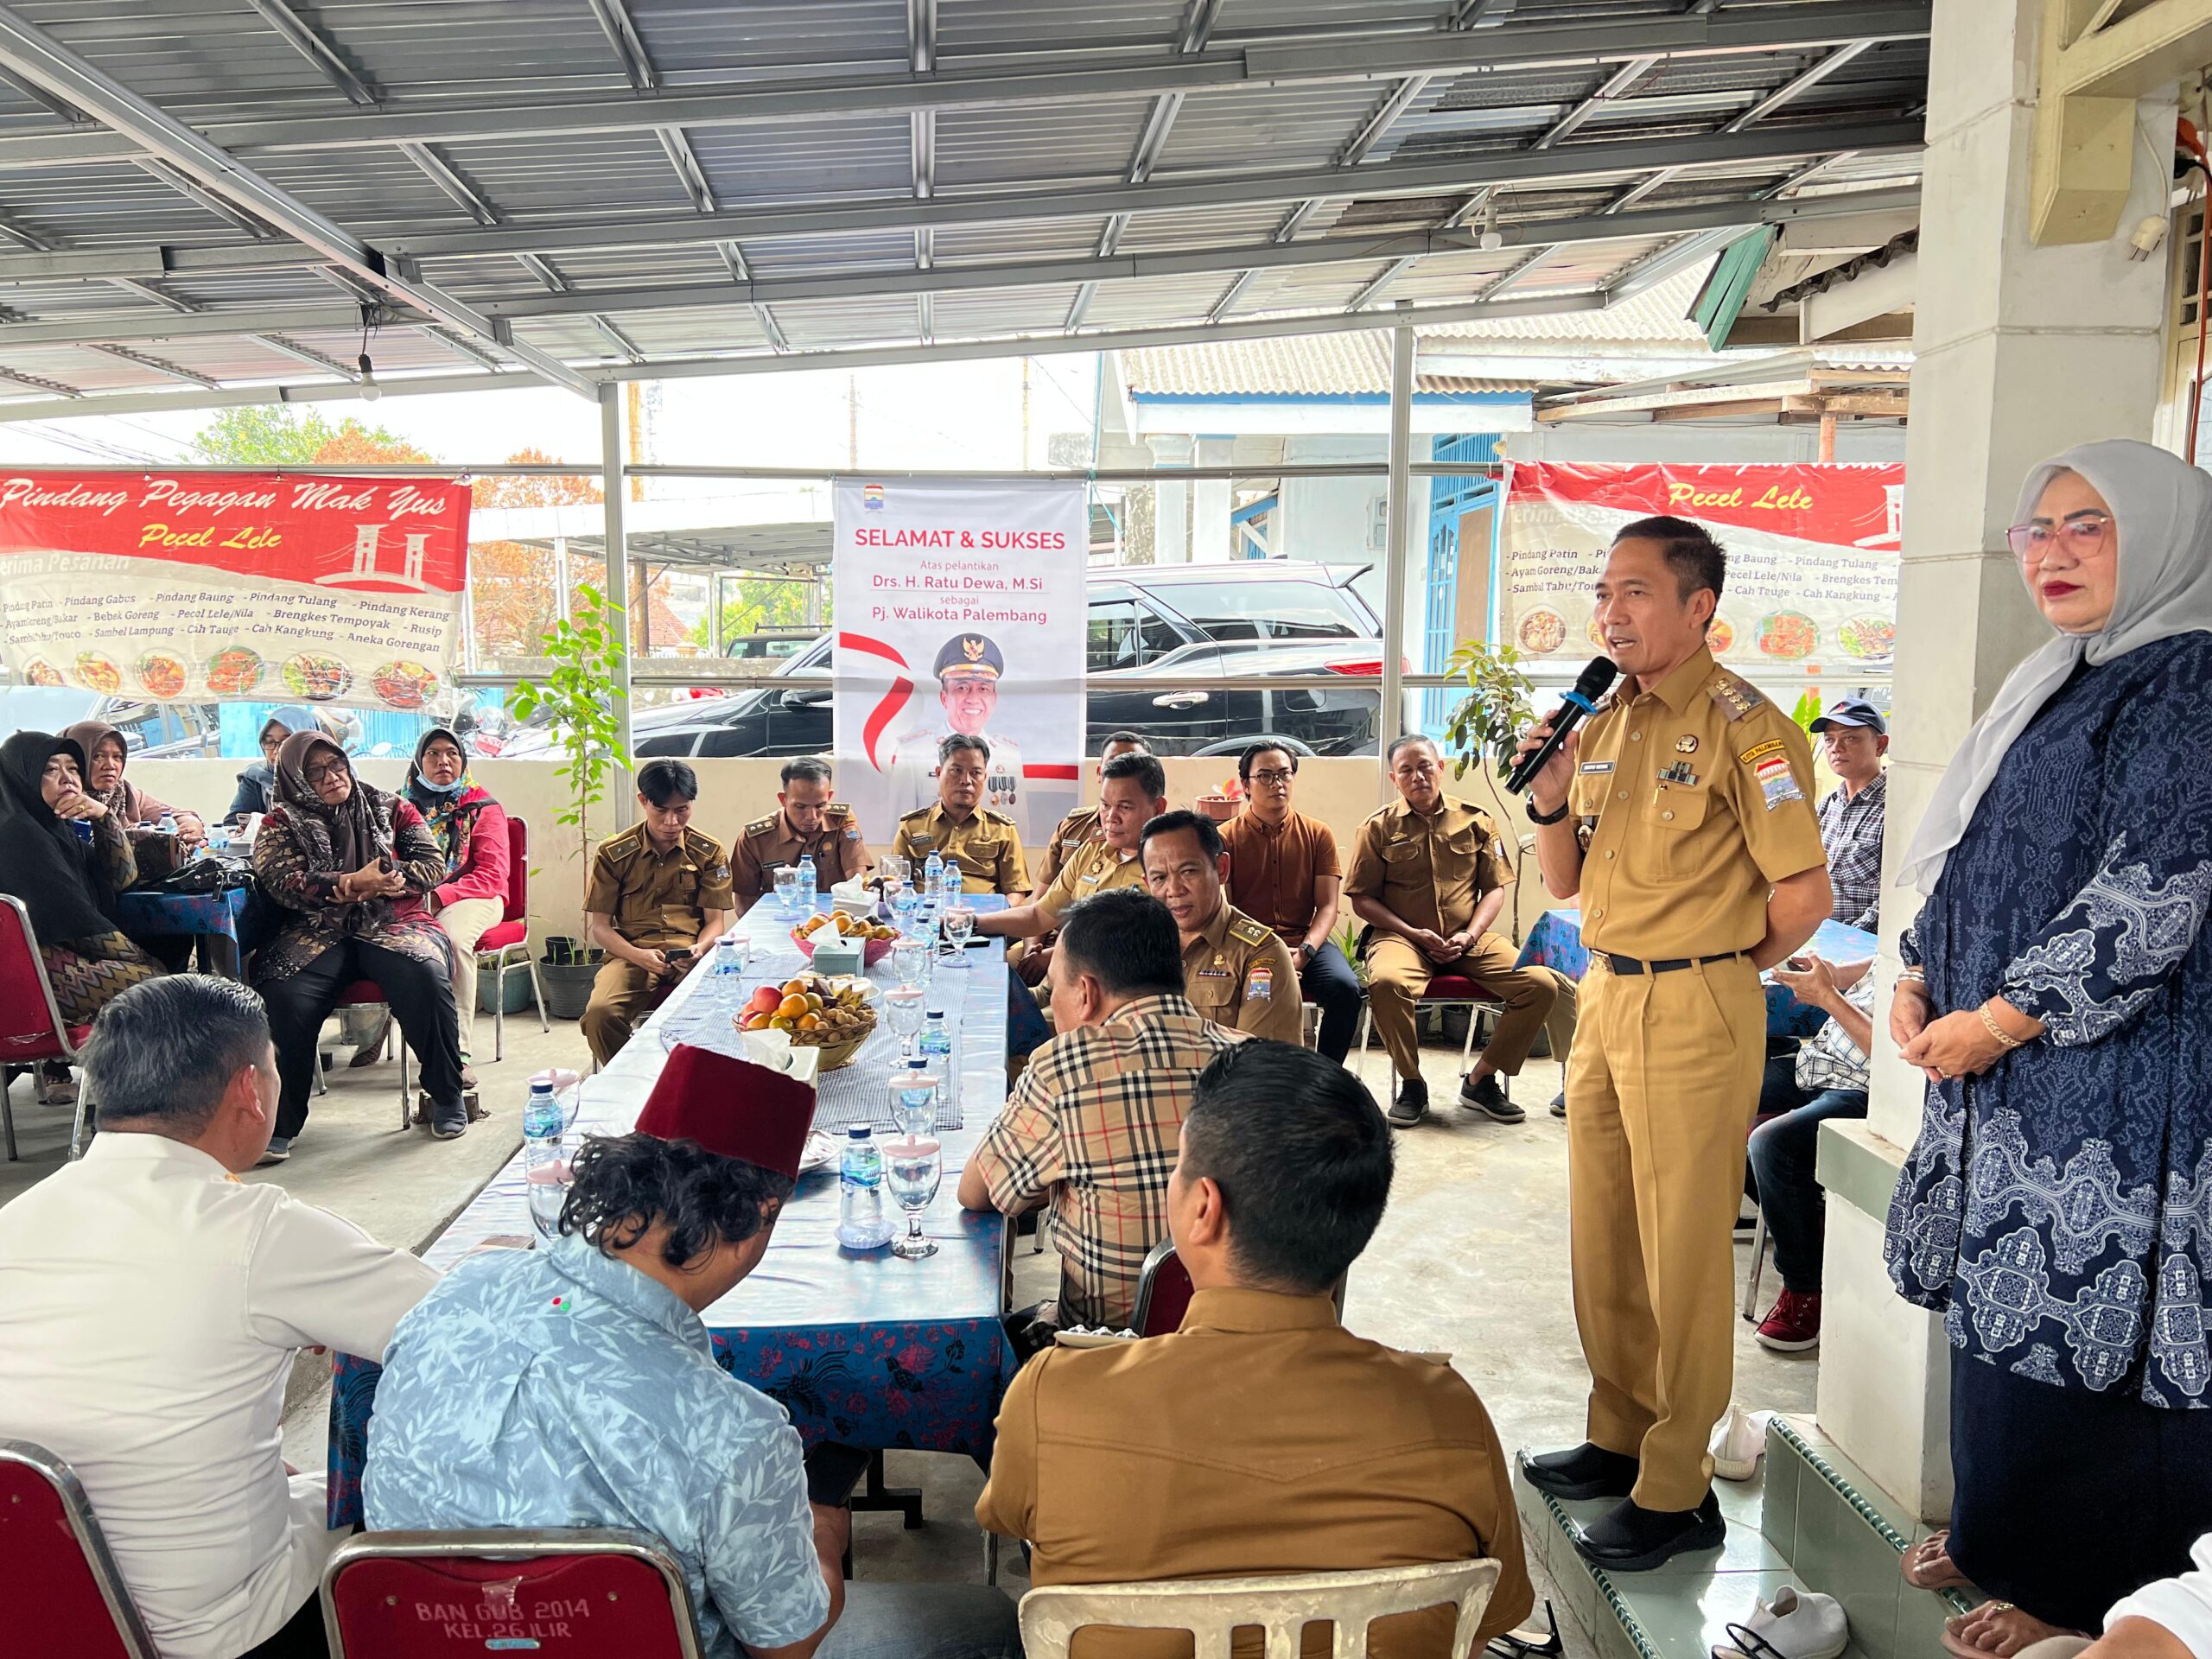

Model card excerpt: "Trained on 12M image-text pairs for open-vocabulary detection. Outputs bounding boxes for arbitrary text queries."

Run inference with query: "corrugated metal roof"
[1120,331,1536,397]
[1419,265,1713,341]
[0,0,1925,416]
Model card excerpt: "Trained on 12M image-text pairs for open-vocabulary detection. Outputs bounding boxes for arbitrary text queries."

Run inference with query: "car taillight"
[1322,657,1411,677]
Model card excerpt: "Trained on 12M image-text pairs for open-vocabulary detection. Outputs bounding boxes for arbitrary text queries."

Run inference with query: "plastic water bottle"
[523,1081,566,1240]
[797,854,817,915]
[836,1126,895,1249]
[712,936,744,978]
[156,813,177,836]
[920,1011,956,1110]
[923,851,944,906]
[892,1058,938,1137]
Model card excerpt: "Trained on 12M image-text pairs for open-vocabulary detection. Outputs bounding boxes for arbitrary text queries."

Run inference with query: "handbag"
[138,857,251,895]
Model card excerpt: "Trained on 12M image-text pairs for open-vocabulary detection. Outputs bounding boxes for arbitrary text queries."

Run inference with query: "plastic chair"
[479,815,550,1062]
[321,1528,703,1659]
[314,982,413,1126]
[1356,975,1508,1099]
[0,893,94,1161]
[0,1438,159,1659]
[1020,1559,1503,1659]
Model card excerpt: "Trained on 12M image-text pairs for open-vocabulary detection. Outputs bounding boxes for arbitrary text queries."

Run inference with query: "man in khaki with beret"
[1140,809,1303,1046]
[731,756,870,916]
[1518,515,1829,1573]
[1345,734,1577,1128]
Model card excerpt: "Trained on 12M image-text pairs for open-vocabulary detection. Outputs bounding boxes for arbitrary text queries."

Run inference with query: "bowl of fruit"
[792,907,901,966]
[738,974,879,1071]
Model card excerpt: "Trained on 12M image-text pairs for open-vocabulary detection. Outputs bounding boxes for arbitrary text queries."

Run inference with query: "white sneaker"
[1710,1403,1773,1482]
[1713,1587,1847,1659]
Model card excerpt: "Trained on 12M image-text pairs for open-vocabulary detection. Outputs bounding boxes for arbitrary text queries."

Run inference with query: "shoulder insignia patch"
[744,813,778,837]
[898,804,932,823]
[600,825,642,861]
[824,801,850,819]
[1229,916,1271,948]
[981,808,1016,828]
[1738,738,1785,767]
[1708,673,1764,723]
[708,864,732,883]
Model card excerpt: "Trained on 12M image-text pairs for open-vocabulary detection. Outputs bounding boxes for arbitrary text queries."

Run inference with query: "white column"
[1378,325,1414,801]
[1148,433,1192,563]
[599,384,634,767]
[1814,0,2175,1520]
[1193,435,1234,563]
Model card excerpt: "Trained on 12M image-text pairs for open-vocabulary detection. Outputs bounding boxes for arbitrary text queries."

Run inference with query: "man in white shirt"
[0,975,438,1659]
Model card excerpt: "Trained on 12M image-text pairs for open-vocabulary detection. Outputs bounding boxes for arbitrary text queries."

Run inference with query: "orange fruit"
[797,1012,821,1032]
[781,978,806,996]
[777,994,807,1018]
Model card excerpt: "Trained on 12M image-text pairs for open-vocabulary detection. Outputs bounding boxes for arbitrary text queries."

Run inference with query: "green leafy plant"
[507,582,628,848]
[1440,636,1538,782]
[1791,689,1823,734]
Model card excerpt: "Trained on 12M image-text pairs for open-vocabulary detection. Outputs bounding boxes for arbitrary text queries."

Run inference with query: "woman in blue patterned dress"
[1884,439,2212,1653]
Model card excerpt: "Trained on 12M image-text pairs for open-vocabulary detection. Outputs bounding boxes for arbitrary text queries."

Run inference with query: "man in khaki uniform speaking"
[581,759,736,1066]
[888,735,1031,897]
[1517,515,1830,1574]
[729,755,870,915]
[1139,809,1304,1046]
[1345,734,1578,1129]
[1015,731,1149,990]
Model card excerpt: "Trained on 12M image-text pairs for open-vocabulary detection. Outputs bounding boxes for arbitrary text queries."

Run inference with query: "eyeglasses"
[2005,514,2110,563]
[1249,768,1294,786]
[304,760,347,785]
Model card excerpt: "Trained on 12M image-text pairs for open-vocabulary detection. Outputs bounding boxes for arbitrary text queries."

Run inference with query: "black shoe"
[1520,1442,1638,1501]
[1386,1077,1428,1128]
[429,1099,468,1140]
[1459,1073,1525,1123]
[1550,1091,1567,1119]
[1573,1491,1726,1573]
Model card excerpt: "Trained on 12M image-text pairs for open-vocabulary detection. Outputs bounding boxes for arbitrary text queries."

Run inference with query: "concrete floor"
[5,1008,1817,1656]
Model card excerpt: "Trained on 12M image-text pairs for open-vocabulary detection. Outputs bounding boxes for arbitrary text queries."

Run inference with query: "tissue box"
[809,935,866,976]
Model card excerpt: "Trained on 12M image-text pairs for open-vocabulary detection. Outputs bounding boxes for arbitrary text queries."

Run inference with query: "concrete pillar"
[1148,433,1193,563]
[1813,0,2175,1521]
[1193,435,1234,563]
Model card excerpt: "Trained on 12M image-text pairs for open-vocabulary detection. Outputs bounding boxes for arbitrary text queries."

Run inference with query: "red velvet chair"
[321,1529,702,1659]
[0,1439,158,1658]
[1355,974,1510,1098]
[1132,1238,1196,1338]
[479,815,549,1062]
[0,893,93,1162]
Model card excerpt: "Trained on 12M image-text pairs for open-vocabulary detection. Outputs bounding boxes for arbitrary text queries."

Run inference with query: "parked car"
[0,688,226,756]
[501,562,1407,761]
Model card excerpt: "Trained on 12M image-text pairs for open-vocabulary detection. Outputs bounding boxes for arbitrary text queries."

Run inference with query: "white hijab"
[1896,438,2212,895]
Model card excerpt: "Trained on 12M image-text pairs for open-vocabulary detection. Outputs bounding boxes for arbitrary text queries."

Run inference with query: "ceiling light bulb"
[357,351,381,402]
[1479,228,1506,251]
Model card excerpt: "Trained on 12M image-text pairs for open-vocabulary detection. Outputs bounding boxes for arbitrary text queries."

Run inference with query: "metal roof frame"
[0,0,1929,423]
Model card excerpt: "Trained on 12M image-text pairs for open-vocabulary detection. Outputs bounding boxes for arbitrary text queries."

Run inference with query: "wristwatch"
[1526,797,1570,826]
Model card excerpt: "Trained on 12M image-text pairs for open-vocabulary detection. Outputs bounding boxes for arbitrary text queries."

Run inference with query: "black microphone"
[1505,656,1618,797]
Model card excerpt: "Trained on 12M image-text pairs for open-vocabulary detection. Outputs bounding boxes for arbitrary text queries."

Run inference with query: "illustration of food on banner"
[1501,462,1902,673]
[0,472,471,709]
[831,478,1086,847]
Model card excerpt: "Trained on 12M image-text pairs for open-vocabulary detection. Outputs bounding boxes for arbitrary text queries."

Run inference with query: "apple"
[746,985,782,1016]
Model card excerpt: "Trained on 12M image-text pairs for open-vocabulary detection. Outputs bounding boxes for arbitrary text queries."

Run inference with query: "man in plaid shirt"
[960,887,1241,1331]
[1808,698,1888,931]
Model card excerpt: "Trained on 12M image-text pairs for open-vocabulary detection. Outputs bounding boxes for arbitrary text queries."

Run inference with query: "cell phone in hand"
[1785,957,1812,971]
[663,946,695,968]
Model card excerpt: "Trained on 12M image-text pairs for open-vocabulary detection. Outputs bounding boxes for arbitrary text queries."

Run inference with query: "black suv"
[505,562,1402,760]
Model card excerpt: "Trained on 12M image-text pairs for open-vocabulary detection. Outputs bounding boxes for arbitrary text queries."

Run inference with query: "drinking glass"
[888,1067,938,1137]
[884,1136,942,1260]
[525,1135,579,1241]
[773,868,799,918]
[885,984,927,1056]
[892,937,931,989]
[879,855,909,890]
[943,902,976,963]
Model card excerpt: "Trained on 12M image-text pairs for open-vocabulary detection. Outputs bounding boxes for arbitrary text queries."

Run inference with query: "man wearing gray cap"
[1807,696,1887,932]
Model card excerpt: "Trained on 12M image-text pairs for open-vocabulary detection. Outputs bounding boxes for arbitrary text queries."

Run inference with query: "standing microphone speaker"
[1505,656,1618,797]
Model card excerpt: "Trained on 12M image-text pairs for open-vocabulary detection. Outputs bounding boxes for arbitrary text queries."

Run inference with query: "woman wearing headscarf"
[250,729,468,1161]
[404,725,509,1090]
[63,718,206,883]
[224,704,320,823]
[1883,440,2212,1654]
[0,732,162,1103]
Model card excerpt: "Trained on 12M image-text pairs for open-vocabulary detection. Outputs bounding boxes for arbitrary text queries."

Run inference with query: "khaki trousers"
[1363,931,1577,1081]
[1567,954,1765,1510]
[435,896,504,1062]
[581,958,674,1066]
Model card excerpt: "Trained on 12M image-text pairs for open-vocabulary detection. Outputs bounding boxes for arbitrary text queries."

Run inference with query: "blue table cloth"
[328,896,1014,1529]
[1515,908,1878,1037]
[114,883,253,976]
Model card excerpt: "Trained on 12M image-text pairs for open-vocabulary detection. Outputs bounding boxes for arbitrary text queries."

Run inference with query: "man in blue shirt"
[365,1045,1018,1659]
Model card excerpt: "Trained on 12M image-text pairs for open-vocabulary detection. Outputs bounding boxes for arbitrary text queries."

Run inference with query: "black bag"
[138,857,251,895]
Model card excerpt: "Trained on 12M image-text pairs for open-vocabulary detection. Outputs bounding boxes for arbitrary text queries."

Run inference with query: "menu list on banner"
[0,471,471,709]
[1502,462,1903,672]
[831,478,1086,847]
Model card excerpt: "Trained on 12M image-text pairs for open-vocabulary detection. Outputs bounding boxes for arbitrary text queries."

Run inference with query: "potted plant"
[1440,635,1537,790]
[1197,773,1244,823]
[507,582,628,1020]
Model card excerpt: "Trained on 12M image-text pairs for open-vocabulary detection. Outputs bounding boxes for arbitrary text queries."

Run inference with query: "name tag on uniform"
[1196,966,1231,979]
[1580,761,1615,775]
[1080,869,1105,884]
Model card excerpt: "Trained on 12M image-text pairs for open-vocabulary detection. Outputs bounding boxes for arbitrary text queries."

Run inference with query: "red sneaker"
[1756,1288,1821,1352]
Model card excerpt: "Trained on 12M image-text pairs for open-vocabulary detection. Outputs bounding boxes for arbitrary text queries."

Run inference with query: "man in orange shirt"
[1220,741,1359,1063]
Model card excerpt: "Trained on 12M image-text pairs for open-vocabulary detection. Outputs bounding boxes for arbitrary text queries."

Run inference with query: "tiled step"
[1513,1418,1970,1659]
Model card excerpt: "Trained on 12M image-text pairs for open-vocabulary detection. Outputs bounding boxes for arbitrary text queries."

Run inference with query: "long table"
[327,897,1014,1529]
[1516,908,1879,1038]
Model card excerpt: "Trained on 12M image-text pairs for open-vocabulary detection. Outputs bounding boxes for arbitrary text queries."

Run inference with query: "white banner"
[832,478,1086,846]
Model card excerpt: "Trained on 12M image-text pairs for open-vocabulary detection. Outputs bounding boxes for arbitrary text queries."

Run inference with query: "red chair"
[315,981,415,1127]
[321,1529,703,1658]
[0,893,93,1162]
[1355,974,1511,1101]
[1131,1238,1196,1338]
[0,1438,158,1658]
[478,815,549,1063]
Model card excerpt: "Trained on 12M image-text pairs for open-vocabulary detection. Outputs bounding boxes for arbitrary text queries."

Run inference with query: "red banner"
[1503,462,1903,670]
[0,471,471,709]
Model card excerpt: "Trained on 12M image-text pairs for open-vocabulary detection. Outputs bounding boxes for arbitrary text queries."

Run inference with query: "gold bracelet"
[1978,1003,2024,1050]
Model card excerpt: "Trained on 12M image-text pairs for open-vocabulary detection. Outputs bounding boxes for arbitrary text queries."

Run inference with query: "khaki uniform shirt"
[1181,901,1304,1045]
[1220,807,1341,943]
[1343,796,1510,938]
[1567,648,1825,958]
[1034,836,1147,925]
[1036,804,1101,893]
[890,804,1031,896]
[583,825,735,950]
[976,1288,1535,1659]
[731,804,870,908]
